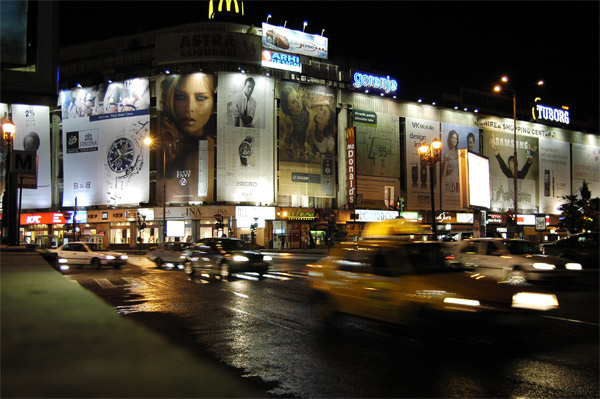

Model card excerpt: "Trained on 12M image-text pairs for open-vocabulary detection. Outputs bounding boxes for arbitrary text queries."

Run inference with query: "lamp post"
[418,139,442,236]
[144,136,168,243]
[2,119,17,245]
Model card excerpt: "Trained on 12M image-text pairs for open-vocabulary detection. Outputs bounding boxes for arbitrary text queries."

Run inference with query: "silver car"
[146,242,191,268]
[50,241,128,269]
[451,238,582,284]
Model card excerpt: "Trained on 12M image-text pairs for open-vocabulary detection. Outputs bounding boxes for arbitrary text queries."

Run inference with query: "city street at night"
[56,252,599,398]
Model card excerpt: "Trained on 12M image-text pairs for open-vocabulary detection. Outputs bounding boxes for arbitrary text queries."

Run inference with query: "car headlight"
[58,258,68,264]
[566,263,582,270]
[121,255,128,260]
[443,297,481,307]
[105,255,116,260]
[512,292,559,310]
[232,255,249,262]
[533,262,555,270]
[263,255,272,261]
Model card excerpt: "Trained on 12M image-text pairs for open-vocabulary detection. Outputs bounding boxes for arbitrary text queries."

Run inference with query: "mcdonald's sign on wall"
[346,127,356,206]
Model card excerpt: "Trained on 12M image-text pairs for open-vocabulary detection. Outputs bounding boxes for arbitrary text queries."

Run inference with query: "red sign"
[21,212,68,225]
[346,127,356,206]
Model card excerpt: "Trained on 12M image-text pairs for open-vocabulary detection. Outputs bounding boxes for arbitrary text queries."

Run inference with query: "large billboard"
[262,23,328,59]
[11,104,51,209]
[405,117,440,210]
[155,73,215,203]
[440,123,479,210]
[538,137,571,214]
[216,72,275,203]
[278,81,336,198]
[60,78,150,207]
[572,143,600,198]
[355,111,400,178]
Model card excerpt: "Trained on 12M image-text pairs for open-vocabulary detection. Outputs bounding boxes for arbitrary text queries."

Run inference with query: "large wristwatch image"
[239,136,253,166]
[107,137,136,173]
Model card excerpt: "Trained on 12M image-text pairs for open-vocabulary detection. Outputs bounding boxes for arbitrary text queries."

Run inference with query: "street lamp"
[418,139,442,236]
[2,119,18,245]
[493,76,518,237]
[303,21,308,32]
[144,136,168,243]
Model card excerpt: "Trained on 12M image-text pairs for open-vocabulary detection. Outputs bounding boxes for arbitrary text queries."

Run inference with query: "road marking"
[540,315,599,326]
[95,278,116,289]
[228,307,308,335]
[122,277,145,288]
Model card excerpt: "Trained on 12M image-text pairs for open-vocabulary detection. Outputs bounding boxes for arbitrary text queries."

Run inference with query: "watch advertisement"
[216,72,275,203]
[440,123,480,211]
[405,117,441,210]
[9,104,51,209]
[278,80,336,198]
[60,78,150,206]
[155,73,215,203]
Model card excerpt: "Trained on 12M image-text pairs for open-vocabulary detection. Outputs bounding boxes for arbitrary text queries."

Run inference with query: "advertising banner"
[262,23,328,59]
[11,104,51,209]
[484,129,539,213]
[572,143,600,197]
[356,175,400,209]
[538,137,571,214]
[60,78,150,206]
[278,81,336,198]
[216,72,275,203]
[155,73,215,203]
[355,112,400,178]
[440,123,479,210]
[405,117,440,210]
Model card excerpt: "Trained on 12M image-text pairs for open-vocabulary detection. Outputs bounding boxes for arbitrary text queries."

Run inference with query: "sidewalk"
[0,245,272,398]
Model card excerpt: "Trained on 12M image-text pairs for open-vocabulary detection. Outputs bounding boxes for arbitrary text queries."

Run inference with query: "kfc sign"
[21,213,68,225]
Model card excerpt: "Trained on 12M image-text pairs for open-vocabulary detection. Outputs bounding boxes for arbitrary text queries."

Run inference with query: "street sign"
[10,150,36,174]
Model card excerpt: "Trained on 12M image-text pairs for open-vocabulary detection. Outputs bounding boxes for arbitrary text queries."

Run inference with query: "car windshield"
[221,240,245,251]
[87,243,107,251]
[503,240,541,255]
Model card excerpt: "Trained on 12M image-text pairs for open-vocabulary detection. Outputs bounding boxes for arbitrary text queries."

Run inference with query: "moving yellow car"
[306,240,559,327]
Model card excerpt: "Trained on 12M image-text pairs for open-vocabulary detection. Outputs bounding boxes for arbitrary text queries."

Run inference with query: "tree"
[558,181,600,234]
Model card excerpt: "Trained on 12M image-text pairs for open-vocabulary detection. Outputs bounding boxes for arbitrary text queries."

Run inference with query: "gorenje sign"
[351,70,398,94]
[532,98,570,125]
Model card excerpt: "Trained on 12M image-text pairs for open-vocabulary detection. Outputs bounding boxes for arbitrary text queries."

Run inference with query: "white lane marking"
[121,277,145,287]
[95,278,116,289]
[540,315,599,326]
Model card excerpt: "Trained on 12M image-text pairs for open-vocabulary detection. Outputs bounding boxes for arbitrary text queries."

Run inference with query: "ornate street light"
[418,139,442,236]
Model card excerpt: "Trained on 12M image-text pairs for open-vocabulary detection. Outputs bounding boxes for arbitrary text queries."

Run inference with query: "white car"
[50,242,128,269]
[451,238,582,284]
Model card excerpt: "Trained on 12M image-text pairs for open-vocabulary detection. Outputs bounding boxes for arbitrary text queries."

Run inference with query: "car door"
[457,240,481,267]
[476,240,507,279]
[327,249,375,318]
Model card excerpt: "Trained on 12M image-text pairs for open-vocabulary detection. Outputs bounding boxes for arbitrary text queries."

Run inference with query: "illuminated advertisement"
[351,70,398,94]
[483,128,539,213]
[458,149,491,209]
[235,206,276,228]
[262,23,328,59]
[155,73,215,203]
[346,127,356,206]
[11,104,51,209]
[60,78,150,207]
[532,98,570,125]
[355,209,399,222]
[405,117,440,210]
[356,112,400,178]
[538,137,571,214]
[572,143,600,197]
[216,72,275,203]
[440,123,479,210]
[278,81,336,198]
[261,50,301,72]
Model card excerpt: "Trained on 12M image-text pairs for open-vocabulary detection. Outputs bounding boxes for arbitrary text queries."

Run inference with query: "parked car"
[306,240,559,327]
[146,242,191,268]
[50,241,128,269]
[540,232,599,269]
[451,238,583,284]
[187,237,271,279]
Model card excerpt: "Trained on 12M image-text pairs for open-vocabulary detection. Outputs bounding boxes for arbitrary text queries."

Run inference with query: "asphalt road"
[61,253,599,398]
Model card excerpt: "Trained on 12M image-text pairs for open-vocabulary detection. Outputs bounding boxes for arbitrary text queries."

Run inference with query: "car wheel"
[220,262,230,280]
[184,261,194,276]
[92,258,101,269]
[154,258,163,268]
[503,268,527,285]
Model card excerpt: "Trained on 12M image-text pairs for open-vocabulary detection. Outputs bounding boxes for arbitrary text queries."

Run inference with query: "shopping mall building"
[1,2,599,249]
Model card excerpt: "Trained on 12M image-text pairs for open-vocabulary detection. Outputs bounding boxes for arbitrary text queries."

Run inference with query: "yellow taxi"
[306,238,559,327]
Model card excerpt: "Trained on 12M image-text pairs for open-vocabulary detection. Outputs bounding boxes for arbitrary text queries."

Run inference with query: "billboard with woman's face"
[60,78,150,207]
[155,73,215,203]
[278,81,336,198]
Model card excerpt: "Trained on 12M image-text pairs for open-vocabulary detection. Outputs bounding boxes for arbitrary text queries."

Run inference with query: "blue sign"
[351,70,398,94]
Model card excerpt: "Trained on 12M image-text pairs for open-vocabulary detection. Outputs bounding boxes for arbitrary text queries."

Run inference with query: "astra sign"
[532,98,570,125]
[351,70,398,94]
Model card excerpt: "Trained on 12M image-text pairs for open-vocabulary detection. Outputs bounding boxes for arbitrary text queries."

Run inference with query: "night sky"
[59,1,599,128]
